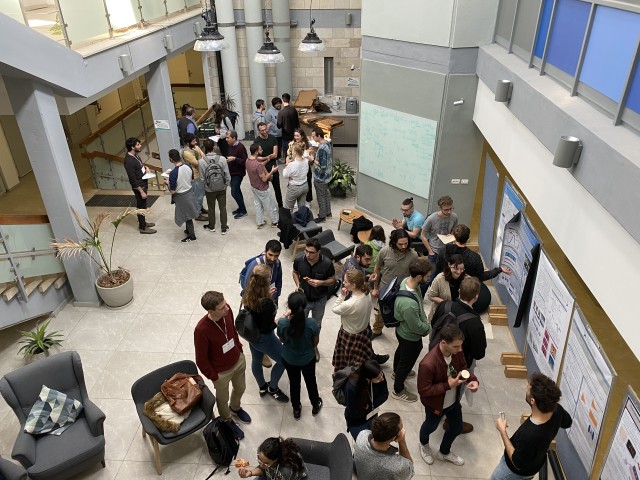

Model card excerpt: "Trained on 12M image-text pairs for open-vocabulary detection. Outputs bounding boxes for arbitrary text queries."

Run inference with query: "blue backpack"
[239,254,263,294]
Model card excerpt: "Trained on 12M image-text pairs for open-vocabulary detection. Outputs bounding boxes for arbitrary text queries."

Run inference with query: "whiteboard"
[359,102,437,197]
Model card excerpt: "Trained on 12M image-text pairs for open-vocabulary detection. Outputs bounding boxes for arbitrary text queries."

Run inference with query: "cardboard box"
[295,89,317,109]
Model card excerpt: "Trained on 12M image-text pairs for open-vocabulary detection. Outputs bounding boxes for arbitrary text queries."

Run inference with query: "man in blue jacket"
[241,239,283,303]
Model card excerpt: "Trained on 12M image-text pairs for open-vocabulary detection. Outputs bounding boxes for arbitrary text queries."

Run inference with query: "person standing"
[255,122,283,209]
[181,133,208,221]
[265,97,283,162]
[252,99,267,136]
[277,291,322,420]
[392,197,425,240]
[286,128,312,205]
[123,137,156,234]
[246,144,279,228]
[417,324,479,467]
[310,127,333,223]
[282,143,309,211]
[427,254,466,321]
[225,130,248,219]
[194,291,251,440]
[166,149,199,243]
[240,239,284,304]
[199,139,230,234]
[277,93,300,160]
[491,373,572,480]
[177,104,197,141]
[420,195,458,281]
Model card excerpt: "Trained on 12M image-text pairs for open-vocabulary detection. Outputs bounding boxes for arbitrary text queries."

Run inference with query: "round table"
[338,208,366,231]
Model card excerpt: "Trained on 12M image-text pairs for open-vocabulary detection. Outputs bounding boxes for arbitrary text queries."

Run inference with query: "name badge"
[366,407,379,420]
[222,338,235,354]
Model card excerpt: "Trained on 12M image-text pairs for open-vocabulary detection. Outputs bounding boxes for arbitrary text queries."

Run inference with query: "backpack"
[331,365,357,406]
[235,307,260,343]
[378,276,420,328]
[203,417,239,477]
[238,254,264,292]
[204,155,225,191]
[428,301,477,351]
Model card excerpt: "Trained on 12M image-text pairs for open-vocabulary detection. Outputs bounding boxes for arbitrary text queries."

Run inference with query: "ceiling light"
[255,30,285,63]
[299,1,324,52]
[193,0,228,52]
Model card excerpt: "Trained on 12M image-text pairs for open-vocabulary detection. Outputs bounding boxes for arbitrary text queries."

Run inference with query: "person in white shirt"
[166,149,199,242]
[282,143,310,211]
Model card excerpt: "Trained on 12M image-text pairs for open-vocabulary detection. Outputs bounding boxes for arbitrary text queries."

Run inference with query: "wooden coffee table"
[338,209,366,230]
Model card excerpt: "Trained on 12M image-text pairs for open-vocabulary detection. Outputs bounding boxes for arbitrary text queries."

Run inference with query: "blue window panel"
[626,60,640,115]
[546,0,591,75]
[580,7,640,103]
[534,0,554,58]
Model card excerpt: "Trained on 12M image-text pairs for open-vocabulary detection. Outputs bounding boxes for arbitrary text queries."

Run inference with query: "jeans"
[426,253,439,287]
[266,160,283,207]
[251,187,279,225]
[419,401,463,455]
[284,183,309,210]
[249,332,285,389]
[282,357,319,410]
[212,354,247,421]
[393,331,423,393]
[314,180,331,218]
[491,455,534,480]
[184,219,194,238]
[306,168,313,202]
[192,178,205,213]
[133,187,148,229]
[304,296,328,328]
[230,175,247,214]
[204,189,228,229]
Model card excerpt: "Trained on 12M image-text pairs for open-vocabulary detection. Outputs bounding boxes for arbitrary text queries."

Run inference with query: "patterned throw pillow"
[24,385,83,436]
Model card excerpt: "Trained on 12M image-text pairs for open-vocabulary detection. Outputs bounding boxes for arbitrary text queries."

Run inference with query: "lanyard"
[213,315,229,341]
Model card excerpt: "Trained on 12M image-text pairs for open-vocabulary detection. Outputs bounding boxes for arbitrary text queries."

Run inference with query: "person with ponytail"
[344,359,389,441]
[331,269,374,371]
[238,437,308,479]
[277,292,322,420]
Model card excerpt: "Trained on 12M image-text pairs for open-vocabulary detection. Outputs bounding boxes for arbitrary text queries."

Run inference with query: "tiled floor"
[0,148,533,479]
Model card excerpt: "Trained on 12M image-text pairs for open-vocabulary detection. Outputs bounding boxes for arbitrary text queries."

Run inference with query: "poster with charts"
[526,251,574,381]
[600,392,640,480]
[560,308,614,472]
[492,180,525,270]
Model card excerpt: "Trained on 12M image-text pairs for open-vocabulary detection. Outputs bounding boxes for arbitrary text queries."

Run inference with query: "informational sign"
[526,251,574,380]
[560,308,614,472]
[600,390,640,480]
[492,180,525,269]
[498,211,540,306]
[154,120,170,130]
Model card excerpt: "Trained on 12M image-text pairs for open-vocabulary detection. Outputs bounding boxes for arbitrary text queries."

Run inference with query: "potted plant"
[18,319,63,358]
[51,207,146,308]
[329,159,357,197]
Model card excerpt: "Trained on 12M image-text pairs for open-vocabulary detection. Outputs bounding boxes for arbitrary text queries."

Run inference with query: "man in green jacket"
[391,259,432,402]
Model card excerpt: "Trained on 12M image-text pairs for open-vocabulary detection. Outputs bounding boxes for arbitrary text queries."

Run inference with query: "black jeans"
[282,357,320,410]
[265,160,283,208]
[133,187,147,229]
[393,331,423,393]
[419,401,463,455]
[306,168,313,202]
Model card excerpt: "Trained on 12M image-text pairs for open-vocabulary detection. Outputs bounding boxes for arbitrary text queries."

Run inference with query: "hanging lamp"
[298,0,325,52]
[193,0,228,52]
[254,2,285,63]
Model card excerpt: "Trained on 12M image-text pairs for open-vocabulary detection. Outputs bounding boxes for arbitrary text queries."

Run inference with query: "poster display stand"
[492,180,525,269]
[600,388,640,480]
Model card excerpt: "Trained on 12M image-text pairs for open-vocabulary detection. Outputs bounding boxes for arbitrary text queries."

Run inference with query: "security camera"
[350,65,360,71]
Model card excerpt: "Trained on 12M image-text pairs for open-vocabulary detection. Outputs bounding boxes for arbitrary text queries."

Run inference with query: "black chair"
[131,360,215,475]
[313,230,354,263]
[0,352,106,480]
[291,434,353,480]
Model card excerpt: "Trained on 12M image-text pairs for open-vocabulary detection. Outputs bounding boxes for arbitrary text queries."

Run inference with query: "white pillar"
[272,0,292,96]
[217,0,246,139]
[202,52,215,108]
[245,0,267,104]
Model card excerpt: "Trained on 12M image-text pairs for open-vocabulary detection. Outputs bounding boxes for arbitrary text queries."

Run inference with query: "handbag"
[235,306,261,343]
[161,373,205,415]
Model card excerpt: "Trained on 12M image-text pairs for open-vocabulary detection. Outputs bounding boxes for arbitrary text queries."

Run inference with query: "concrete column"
[245,0,267,104]
[4,78,100,306]
[145,60,178,171]
[217,0,246,139]
[201,52,215,108]
[272,0,292,96]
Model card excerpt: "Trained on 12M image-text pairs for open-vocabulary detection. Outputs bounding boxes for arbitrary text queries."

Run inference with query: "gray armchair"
[290,434,353,480]
[0,351,106,480]
[313,230,354,263]
[0,456,28,480]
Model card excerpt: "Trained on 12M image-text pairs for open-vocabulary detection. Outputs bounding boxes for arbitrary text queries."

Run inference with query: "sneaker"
[391,388,418,403]
[326,213,332,218]
[232,209,240,215]
[234,212,248,219]
[259,383,269,397]
[293,408,301,420]
[271,223,278,228]
[436,450,465,466]
[373,353,389,365]
[312,397,323,416]
[257,223,265,229]
[314,217,326,224]
[391,370,416,380]
[181,236,196,242]
[230,407,252,424]
[225,419,244,440]
[221,227,229,235]
[195,214,208,221]
[139,228,157,234]
[144,222,155,228]
[201,208,209,215]
[268,387,289,403]
[420,444,434,465]
[203,225,216,232]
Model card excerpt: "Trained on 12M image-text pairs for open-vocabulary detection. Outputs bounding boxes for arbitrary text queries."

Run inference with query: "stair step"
[500,352,525,366]
[24,277,43,297]
[38,277,58,293]
[489,305,508,314]
[489,313,509,326]
[54,275,67,289]
[504,365,528,378]
[2,285,19,302]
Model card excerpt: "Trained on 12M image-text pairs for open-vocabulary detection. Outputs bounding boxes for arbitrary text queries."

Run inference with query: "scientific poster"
[498,211,539,305]
[526,251,574,380]
[600,393,640,480]
[560,309,613,472]
[492,181,525,269]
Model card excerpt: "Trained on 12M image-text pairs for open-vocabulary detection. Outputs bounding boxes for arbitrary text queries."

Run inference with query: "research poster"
[492,181,525,269]
[560,309,613,472]
[526,251,574,380]
[600,394,640,480]
[498,211,539,306]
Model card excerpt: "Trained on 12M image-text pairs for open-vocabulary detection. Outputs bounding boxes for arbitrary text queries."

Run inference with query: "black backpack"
[428,301,477,350]
[204,155,225,191]
[378,276,420,328]
[203,418,239,477]
[331,365,357,406]
[225,110,239,129]
[235,307,260,343]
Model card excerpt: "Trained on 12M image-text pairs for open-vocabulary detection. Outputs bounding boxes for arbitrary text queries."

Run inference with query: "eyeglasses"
[257,455,274,467]
[450,265,465,272]
[305,249,319,255]
[400,207,412,212]
[448,364,458,378]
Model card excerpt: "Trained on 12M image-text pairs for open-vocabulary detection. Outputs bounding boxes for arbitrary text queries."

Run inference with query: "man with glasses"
[292,238,336,361]
[420,195,458,283]
[392,197,425,240]
[417,323,479,468]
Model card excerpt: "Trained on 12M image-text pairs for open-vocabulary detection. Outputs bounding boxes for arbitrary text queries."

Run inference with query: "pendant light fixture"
[193,0,228,52]
[254,1,285,63]
[298,0,325,52]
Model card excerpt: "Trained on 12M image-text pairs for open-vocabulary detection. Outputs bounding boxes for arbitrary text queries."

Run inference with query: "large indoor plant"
[51,207,146,308]
[329,159,357,197]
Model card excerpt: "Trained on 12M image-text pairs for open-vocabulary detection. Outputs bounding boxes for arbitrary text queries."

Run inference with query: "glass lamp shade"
[193,27,228,52]
[298,31,325,52]
[254,39,285,63]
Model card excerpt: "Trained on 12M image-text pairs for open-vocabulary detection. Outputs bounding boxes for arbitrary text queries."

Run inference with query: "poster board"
[557,308,615,476]
[526,250,574,381]
[600,388,640,480]
[492,180,525,269]
[359,101,437,197]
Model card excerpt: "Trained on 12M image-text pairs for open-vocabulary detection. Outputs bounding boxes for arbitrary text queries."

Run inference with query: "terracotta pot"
[95,271,134,308]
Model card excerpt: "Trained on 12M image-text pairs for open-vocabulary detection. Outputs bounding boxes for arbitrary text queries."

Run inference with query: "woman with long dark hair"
[285,128,313,204]
[277,292,322,420]
[331,270,374,371]
[238,437,308,479]
[344,359,389,441]
[426,253,466,321]
[243,265,289,404]
[364,225,386,276]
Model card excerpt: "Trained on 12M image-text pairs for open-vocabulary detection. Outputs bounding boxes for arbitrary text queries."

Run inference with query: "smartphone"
[499,411,505,421]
